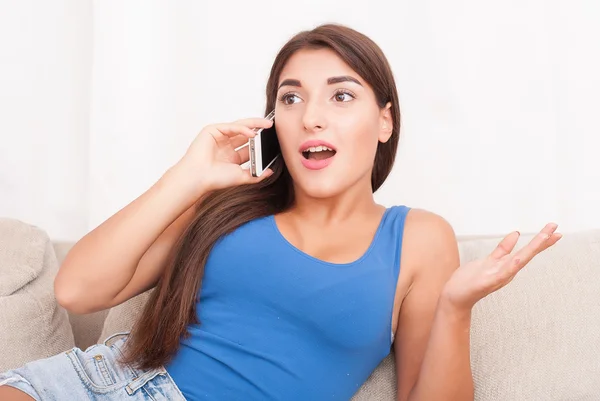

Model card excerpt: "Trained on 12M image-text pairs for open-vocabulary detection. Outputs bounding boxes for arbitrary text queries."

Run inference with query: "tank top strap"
[370,205,411,280]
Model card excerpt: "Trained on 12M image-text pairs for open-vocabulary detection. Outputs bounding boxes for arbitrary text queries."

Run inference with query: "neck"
[289,175,382,224]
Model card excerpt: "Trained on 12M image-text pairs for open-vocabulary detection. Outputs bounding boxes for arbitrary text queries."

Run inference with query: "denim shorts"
[0,332,186,400]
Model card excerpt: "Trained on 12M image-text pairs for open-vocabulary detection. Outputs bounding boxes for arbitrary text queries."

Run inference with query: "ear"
[378,102,393,143]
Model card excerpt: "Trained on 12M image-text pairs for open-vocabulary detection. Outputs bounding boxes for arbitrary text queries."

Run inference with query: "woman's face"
[274,48,392,199]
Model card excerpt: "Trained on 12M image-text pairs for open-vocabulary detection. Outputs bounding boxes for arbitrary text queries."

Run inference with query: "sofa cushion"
[0,218,75,371]
[0,220,47,297]
[351,353,397,400]
[462,229,600,400]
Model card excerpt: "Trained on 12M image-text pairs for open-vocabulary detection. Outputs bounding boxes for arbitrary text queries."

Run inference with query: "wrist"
[438,291,473,323]
[161,163,211,204]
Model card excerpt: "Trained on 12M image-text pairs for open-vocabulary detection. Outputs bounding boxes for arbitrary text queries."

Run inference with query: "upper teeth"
[306,146,333,152]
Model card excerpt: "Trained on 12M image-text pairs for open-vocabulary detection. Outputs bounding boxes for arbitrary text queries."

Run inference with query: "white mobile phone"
[249,110,280,177]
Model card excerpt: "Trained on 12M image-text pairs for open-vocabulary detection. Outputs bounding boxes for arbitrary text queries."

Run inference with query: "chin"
[293,175,348,199]
[284,155,371,199]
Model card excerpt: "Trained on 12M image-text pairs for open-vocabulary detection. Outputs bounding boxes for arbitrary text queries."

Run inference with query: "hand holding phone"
[248,110,280,177]
[175,117,274,196]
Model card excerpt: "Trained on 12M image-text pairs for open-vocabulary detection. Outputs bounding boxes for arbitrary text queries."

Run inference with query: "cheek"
[339,122,381,165]
[275,124,298,161]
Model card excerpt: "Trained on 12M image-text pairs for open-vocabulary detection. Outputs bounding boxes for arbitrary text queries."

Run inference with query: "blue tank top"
[165,205,410,400]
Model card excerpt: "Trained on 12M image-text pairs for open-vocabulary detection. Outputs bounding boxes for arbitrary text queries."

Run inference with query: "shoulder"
[400,208,460,286]
[403,208,456,249]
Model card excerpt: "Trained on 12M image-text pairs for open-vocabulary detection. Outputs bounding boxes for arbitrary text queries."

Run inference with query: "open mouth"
[301,145,337,160]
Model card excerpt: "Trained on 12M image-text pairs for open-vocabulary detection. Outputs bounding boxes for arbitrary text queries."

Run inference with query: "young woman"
[0,24,560,401]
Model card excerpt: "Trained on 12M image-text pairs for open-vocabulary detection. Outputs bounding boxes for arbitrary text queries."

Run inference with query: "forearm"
[407,296,474,401]
[55,165,202,306]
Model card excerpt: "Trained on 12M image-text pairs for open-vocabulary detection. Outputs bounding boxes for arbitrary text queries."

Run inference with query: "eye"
[279,92,302,105]
[332,90,355,102]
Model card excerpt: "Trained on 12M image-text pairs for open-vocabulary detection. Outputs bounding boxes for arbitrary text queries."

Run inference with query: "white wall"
[2,0,600,241]
[0,0,93,241]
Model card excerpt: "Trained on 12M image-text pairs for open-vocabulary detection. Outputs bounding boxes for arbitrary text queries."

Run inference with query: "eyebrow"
[278,75,363,90]
[327,76,362,86]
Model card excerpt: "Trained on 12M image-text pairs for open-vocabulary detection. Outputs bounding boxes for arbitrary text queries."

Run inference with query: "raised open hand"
[442,223,562,311]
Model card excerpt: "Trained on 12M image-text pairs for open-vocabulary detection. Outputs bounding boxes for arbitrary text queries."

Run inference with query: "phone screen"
[259,124,280,169]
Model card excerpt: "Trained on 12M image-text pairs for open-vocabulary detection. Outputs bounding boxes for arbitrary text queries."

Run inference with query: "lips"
[299,140,337,154]
[299,140,337,171]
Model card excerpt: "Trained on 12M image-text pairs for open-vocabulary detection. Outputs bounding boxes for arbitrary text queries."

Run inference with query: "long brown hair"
[120,23,402,371]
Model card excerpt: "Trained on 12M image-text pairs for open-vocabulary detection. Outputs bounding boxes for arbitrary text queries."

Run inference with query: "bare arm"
[394,214,561,401]
[394,210,473,401]
[406,298,473,401]
[54,166,206,314]
[53,117,275,315]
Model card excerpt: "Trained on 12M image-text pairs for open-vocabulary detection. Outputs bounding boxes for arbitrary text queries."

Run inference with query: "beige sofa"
[2,217,600,400]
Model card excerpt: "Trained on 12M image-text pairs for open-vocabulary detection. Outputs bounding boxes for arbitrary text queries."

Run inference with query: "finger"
[211,124,257,139]
[236,145,249,164]
[510,222,559,268]
[230,134,250,150]
[489,231,520,260]
[539,232,563,251]
[233,118,274,131]
[242,167,274,184]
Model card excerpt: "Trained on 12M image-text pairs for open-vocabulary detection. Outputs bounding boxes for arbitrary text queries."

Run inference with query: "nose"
[302,100,327,134]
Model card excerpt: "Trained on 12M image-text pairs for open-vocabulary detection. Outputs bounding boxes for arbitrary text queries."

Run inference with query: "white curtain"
[1,0,599,241]
[0,0,92,240]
